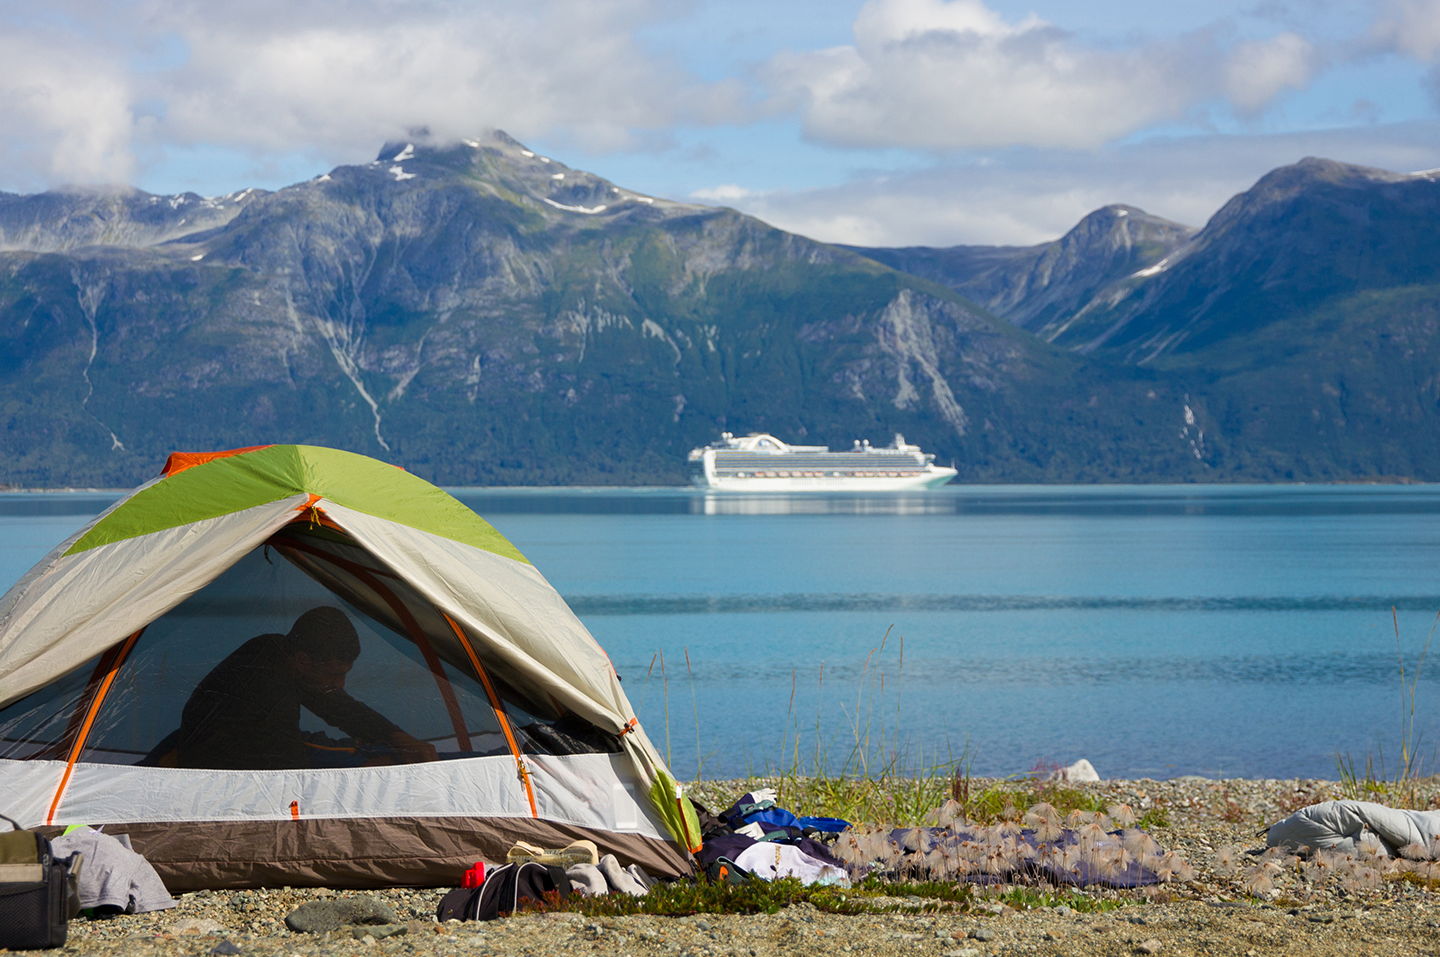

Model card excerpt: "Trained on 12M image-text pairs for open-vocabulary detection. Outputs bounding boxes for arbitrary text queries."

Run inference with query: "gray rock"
[350,924,408,940]
[284,897,399,933]
[207,942,241,957]
[969,928,996,941]
[1137,939,1162,955]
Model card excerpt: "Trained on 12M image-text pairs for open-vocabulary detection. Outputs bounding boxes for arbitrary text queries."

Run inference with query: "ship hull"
[687,432,957,491]
[690,468,958,492]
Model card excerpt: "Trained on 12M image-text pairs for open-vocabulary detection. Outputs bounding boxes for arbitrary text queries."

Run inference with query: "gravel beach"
[49,777,1440,957]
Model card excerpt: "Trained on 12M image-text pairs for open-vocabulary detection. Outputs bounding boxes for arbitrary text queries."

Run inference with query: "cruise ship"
[688,432,957,491]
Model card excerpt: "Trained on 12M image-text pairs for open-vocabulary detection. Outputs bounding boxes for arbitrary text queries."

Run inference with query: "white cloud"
[1372,0,1440,60]
[690,183,754,202]
[764,0,1330,152]
[0,26,136,187]
[0,0,745,188]
[1224,32,1319,114]
[697,122,1440,247]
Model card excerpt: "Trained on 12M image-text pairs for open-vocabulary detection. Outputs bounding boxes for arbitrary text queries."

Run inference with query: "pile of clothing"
[48,827,175,915]
[692,789,852,886]
[504,838,656,897]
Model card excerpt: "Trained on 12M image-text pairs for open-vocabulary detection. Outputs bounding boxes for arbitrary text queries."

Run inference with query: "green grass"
[517,874,974,918]
[1335,608,1440,810]
[512,874,1137,920]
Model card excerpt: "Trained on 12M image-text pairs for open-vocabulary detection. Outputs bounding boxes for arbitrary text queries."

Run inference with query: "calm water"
[5,484,1440,781]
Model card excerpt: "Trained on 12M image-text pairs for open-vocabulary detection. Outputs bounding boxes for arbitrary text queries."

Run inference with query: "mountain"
[849,205,1195,336]
[0,186,262,253]
[0,132,1210,487]
[852,157,1440,482]
[3,140,1439,487]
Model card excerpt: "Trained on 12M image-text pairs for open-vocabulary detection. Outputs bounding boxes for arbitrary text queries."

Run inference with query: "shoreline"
[58,775,1440,957]
[2,479,1437,493]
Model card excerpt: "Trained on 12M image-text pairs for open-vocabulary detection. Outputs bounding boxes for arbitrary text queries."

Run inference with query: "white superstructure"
[688,432,957,491]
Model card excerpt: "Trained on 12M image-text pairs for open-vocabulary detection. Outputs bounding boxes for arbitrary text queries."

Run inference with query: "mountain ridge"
[2,136,1438,486]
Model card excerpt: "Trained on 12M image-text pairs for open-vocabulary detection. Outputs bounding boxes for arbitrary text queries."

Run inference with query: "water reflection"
[694,492,945,515]
[444,484,1440,518]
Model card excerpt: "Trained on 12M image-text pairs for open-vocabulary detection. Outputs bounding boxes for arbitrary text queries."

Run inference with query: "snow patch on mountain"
[543,198,607,214]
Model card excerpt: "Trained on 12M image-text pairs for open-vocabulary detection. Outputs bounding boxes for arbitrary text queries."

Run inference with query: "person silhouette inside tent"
[175,605,438,770]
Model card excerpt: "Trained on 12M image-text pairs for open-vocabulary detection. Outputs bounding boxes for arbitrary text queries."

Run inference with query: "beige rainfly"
[0,445,700,888]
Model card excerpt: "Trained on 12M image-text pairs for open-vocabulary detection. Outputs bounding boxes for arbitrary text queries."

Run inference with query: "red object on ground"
[461,863,486,887]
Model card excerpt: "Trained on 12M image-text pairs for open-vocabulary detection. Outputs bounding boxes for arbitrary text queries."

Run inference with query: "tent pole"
[47,629,143,825]
[443,612,539,819]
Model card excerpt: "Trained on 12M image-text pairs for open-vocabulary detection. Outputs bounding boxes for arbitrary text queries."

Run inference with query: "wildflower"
[1076,821,1106,850]
[1121,828,1159,859]
[1241,865,1273,896]
[1211,844,1241,878]
[1025,802,1059,826]
[1401,841,1433,861]
[932,798,966,828]
[1108,803,1137,828]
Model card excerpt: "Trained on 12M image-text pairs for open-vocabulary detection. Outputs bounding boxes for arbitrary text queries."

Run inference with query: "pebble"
[1137,939,1163,954]
[170,917,227,935]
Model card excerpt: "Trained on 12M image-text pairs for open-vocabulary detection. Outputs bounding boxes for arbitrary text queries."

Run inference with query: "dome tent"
[0,445,699,888]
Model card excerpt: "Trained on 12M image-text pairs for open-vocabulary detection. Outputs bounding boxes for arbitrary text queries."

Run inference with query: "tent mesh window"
[0,653,106,761]
[268,522,620,758]
[72,544,516,770]
[0,520,619,768]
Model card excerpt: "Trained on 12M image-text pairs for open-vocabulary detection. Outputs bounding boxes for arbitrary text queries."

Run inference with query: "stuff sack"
[436,862,571,921]
[0,813,83,950]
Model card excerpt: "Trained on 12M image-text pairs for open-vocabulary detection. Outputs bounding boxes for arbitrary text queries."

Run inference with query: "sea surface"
[5,484,1440,782]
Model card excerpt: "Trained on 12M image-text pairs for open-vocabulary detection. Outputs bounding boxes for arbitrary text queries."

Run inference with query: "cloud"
[765,0,1328,152]
[1224,33,1319,114]
[690,183,754,202]
[1370,0,1440,108]
[0,0,745,188]
[0,22,137,188]
[694,122,1440,247]
[1372,0,1440,61]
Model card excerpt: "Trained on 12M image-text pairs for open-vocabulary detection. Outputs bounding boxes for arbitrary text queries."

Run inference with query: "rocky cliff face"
[855,157,1440,482]
[4,141,1438,487]
[1048,158,1440,362]
[851,206,1195,335]
[0,186,261,252]
[2,132,1212,487]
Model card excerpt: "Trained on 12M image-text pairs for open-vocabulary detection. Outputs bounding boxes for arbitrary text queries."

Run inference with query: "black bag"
[704,856,754,884]
[0,813,83,951]
[436,862,572,922]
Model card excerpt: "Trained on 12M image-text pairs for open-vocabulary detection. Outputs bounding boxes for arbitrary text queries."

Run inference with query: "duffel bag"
[0,812,83,950]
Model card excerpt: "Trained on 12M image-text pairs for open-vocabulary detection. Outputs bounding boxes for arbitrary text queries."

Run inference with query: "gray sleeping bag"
[1268,800,1440,857]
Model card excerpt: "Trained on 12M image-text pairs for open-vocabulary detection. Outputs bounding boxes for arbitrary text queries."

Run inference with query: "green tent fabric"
[68,445,527,563]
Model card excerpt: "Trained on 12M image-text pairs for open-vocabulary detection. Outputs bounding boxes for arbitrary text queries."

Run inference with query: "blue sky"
[1,0,1437,244]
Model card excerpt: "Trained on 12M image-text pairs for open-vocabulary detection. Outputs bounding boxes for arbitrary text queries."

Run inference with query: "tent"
[0,445,700,889]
